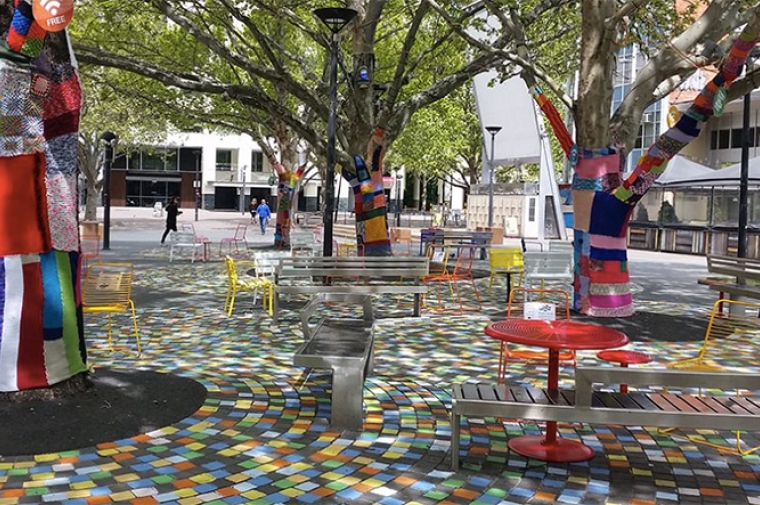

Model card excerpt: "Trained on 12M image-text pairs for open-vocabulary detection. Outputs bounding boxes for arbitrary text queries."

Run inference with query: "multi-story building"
[107,131,323,212]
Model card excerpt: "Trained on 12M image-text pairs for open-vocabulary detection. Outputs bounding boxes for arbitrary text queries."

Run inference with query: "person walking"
[256,199,272,235]
[248,198,258,223]
[161,196,182,245]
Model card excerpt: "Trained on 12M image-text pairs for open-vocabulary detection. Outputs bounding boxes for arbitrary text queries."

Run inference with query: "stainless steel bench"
[451,367,760,469]
[294,293,374,431]
[705,255,760,310]
[273,256,429,322]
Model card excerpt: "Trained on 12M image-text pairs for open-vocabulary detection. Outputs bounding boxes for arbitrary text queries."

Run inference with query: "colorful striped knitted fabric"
[344,128,391,256]
[6,0,46,57]
[0,4,87,392]
[535,20,760,317]
[531,85,574,157]
[274,162,306,248]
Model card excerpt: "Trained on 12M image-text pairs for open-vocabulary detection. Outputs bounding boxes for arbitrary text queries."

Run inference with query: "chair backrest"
[697,298,760,360]
[169,231,197,245]
[181,223,196,233]
[253,251,290,278]
[224,255,240,285]
[81,233,100,258]
[522,251,573,280]
[234,224,247,240]
[451,245,478,276]
[83,263,134,308]
[489,247,523,270]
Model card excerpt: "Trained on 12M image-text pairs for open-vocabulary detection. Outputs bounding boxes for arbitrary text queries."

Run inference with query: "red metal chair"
[219,224,249,254]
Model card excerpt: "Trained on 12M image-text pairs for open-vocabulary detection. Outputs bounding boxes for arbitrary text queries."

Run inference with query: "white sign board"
[524,302,556,321]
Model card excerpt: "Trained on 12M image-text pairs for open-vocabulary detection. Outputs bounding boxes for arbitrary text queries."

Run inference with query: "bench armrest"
[575,367,760,408]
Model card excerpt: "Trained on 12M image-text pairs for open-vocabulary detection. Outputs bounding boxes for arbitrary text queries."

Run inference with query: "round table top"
[485,319,629,351]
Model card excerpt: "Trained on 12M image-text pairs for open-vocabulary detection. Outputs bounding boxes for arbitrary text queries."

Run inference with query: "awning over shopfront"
[654,155,760,187]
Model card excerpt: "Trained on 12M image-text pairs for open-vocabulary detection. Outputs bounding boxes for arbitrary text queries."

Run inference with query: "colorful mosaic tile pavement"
[1,258,760,505]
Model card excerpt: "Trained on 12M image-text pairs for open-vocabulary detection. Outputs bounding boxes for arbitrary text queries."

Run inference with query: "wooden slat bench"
[705,255,760,304]
[273,256,430,322]
[451,367,760,469]
[294,293,374,431]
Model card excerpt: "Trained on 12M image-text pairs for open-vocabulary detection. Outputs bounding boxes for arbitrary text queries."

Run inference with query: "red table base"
[509,435,595,463]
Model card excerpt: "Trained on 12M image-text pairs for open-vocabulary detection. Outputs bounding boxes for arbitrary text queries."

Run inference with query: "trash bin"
[152,202,164,217]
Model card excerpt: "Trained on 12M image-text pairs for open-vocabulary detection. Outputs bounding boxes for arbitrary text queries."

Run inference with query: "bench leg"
[331,365,364,431]
[451,410,460,470]
[413,293,422,317]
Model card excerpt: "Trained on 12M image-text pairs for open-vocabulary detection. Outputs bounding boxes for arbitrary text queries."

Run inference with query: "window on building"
[123,148,178,171]
[731,128,744,149]
[251,151,264,172]
[216,149,233,171]
[719,129,730,149]
[125,179,181,207]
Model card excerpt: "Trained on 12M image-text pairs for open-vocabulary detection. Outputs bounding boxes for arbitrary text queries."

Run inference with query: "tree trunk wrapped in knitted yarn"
[0,1,87,393]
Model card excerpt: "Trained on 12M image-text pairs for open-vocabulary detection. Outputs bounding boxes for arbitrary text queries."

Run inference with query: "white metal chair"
[522,251,574,290]
[169,231,205,262]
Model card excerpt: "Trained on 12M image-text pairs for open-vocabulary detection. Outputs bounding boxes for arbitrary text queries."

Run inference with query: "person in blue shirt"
[256,199,272,234]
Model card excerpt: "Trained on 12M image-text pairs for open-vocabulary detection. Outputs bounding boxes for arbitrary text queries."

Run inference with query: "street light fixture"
[99,131,117,250]
[738,48,760,258]
[314,6,357,257]
[193,149,201,222]
[485,125,502,228]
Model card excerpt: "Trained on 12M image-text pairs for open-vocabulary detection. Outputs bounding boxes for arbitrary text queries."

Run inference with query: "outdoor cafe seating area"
[62,219,760,504]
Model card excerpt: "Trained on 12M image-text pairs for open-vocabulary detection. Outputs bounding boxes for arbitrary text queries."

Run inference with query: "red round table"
[485,319,629,463]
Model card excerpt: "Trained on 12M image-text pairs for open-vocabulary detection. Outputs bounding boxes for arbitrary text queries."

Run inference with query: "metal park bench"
[273,256,429,322]
[294,293,374,431]
[704,255,760,311]
[451,367,760,468]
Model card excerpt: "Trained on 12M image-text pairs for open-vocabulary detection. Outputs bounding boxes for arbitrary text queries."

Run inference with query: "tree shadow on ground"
[0,369,206,457]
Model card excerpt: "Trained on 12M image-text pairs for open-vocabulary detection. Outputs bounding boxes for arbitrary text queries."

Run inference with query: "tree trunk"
[571,0,633,316]
[85,177,98,221]
[0,17,88,393]
[344,128,391,255]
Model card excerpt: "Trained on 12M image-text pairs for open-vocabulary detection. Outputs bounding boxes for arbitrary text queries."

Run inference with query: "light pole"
[485,125,502,228]
[314,7,357,257]
[395,169,403,227]
[738,49,760,258]
[193,149,201,222]
[99,131,117,250]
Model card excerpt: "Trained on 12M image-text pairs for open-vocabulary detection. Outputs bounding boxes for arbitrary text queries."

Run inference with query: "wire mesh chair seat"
[664,298,760,455]
[82,262,141,356]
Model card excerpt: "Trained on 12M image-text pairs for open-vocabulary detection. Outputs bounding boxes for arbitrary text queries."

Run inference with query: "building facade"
[107,131,323,212]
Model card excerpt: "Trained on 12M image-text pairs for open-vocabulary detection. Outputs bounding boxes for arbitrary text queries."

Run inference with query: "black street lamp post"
[485,125,502,228]
[314,7,357,257]
[99,131,117,250]
[193,149,201,222]
[395,170,403,227]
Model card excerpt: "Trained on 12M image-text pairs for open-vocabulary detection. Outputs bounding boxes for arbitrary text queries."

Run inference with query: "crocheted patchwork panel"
[0,153,51,256]
[0,251,86,392]
[45,132,77,175]
[0,60,46,157]
[46,171,78,251]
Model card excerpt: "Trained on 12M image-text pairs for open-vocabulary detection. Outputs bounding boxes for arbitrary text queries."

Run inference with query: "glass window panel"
[719,129,730,149]
[251,151,263,172]
[216,149,233,170]
[731,128,743,149]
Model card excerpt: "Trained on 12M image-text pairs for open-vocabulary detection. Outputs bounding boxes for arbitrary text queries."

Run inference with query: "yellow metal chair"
[224,255,273,316]
[666,298,760,455]
[82,262,141,356]
[487,246,524,295]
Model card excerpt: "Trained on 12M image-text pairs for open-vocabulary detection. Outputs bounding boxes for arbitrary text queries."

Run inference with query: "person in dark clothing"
[161,197,183,244]
[248,198,258,222]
